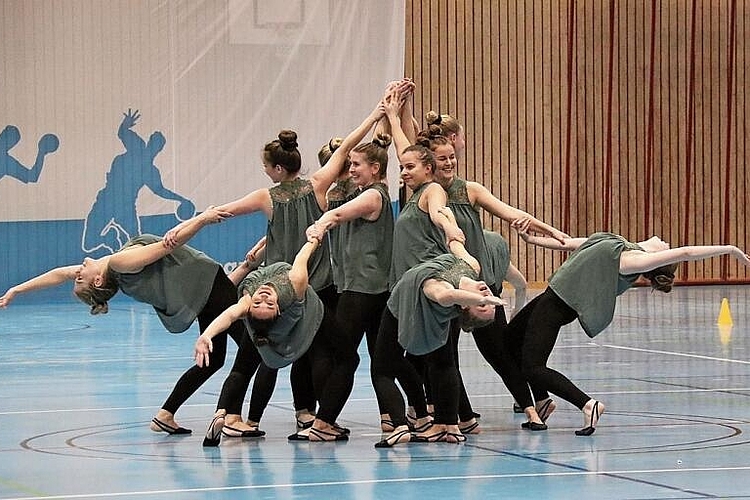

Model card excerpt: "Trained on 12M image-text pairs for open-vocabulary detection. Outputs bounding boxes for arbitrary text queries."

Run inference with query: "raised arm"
[117,108,145,151]
[397,79,418,144]
[619,245,750,275]
[374,78,416,141]
[310,102,385,206]
[227,236,267,285]
[383,89,413,159]
[287,237,322,299]
[0,265,79,308]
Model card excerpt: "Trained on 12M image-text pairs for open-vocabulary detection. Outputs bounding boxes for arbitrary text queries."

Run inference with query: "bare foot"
[458,417,481,434]
[414,423,448,443]
[536,398,557,422]
[308,420,348,442]
[150,409,190,434]
[413,415,433,432]
[224,414,255,431]
[295,409,316,429]
[380,413,396,432]
[576,399,605,436]
[445,424,466,443]
[375,425,412,448]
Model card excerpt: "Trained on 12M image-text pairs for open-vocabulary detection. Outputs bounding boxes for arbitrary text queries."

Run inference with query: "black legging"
[447,319,476,422]
[245,355,315,422]
[161,269,256,414]
[335,290,389,414]
[307,300,360,425]
[503,288,590,409]
[404,353,432,408]
[414,319,472,420]
[244,286,339,421]
[422,331,460,425]
[371,309,430,427]
[215,331,263,414]
[471,301,536,410]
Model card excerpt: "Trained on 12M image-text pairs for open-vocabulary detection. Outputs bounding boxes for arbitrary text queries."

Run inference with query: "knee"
[224,370,251,387]
[344,352,361,372]
[205,352,227,372]
[522,363,545,386]
[371,358,394,379]
[197,362,223,378]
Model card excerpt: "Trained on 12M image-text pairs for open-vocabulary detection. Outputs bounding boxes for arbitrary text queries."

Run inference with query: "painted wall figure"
[82,109,195,255]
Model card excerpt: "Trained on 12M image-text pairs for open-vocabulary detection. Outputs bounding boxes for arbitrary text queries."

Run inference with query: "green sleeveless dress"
[389,182,449,290]
[548,232,643,337]
[483,230,511,292]
[327,176,358,292]
[445,177,494,287]
[111,234,220,333]
[388,254,478,355]
[239,262,324,368]
[340,182,394,294]
[266,178,332,292]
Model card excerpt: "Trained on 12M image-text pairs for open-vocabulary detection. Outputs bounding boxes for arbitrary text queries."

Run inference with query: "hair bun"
[372,133,392,149]
[328,137,343,153]
[427,123,444,138]
[415,134,431,148]
[90,302,109,315]
[278,130,299,151]
[643,263,678,293]
[425,110,442,126]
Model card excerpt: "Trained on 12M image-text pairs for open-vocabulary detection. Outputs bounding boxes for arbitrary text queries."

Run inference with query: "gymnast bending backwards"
[504,222,750,435]
[0,207,264,436]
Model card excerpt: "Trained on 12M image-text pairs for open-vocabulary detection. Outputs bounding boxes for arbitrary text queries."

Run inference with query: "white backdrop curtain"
[0,0,405,291]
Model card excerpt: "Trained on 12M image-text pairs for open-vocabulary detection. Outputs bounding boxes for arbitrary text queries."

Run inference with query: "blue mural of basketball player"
[82,109,196,254]
[0,125,59,184]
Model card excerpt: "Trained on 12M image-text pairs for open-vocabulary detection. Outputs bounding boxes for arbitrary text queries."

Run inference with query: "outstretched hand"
[733,246,750,267]
[511,217,568,244]
[163,206,232,249]
[0,288,17,308]
[383,89,402,119]
[121,108,140,129]
[194,334,213,368]
[384,77,414,95]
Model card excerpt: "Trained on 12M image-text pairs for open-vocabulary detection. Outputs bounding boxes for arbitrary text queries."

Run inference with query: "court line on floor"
[3,384,749,418]
[599,344,750,365]
[3,465,749,499]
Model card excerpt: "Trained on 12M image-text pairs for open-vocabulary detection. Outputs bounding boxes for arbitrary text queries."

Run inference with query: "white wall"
[0,0,405,291]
